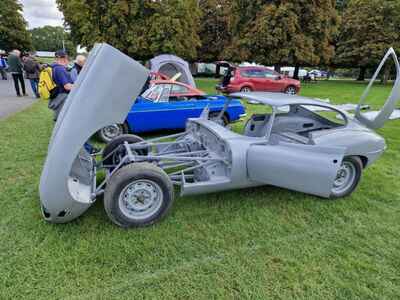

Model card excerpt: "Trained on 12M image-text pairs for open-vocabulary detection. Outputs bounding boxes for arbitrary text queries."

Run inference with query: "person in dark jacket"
[8,50,26,97]
[23,54,41,98]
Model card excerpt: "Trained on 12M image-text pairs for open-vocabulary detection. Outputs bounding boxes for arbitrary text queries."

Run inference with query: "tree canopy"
[30,26,75,55]
[57,0,201,61]
[225,0,339,70]
[197,0,232,62]
[335,0,400,68]
[0,0,32,52]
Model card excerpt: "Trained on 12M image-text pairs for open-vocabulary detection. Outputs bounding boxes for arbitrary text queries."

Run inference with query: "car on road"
[216,63,301,95]
[97,79,246,142]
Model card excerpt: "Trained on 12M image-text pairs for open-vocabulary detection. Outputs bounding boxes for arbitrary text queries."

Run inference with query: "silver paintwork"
[39,43,149,222]
[355,48,400,129]
[39,46,399,224]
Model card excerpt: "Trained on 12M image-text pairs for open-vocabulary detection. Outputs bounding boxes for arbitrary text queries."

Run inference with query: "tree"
[336,0,349,11]
[0,0,32,51]
[335,0,400,81]
[222,0,268,62]
[225,0,339,78]
[57,0,201,61]
[197,0,232,62]
[30,26,75,55]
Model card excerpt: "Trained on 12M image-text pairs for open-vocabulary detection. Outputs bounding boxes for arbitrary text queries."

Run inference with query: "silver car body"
[39,43,149,222]
[39,45,399,223]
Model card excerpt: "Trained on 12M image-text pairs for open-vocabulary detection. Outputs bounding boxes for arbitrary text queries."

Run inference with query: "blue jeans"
[84,142,95,154]
[29,78,39,97]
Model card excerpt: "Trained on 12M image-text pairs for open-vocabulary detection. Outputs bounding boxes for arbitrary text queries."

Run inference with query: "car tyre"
[285,86,297,95]
[240,86,252,93]
[97,123,128,143]
[330,156,363,199]
[104,163,174,228]
[102,134,147,167]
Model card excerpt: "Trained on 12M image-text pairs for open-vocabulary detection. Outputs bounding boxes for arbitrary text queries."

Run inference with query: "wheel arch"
[358,155,368,168]
[240,84,253,91]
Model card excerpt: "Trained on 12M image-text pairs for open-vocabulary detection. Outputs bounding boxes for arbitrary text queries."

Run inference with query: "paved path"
[0,77,38,120]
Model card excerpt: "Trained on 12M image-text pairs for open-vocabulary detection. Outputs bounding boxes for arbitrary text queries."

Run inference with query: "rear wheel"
[285,86,297,95]
[240,86,252,93]
[97,123,128,143]
[104,163,174,228]
[330,156,362,198]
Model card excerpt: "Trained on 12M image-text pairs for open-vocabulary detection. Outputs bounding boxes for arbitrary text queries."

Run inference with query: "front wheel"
[285,86,297,95]
[104,163,174,228]
[97,123,128,143]
[330,156,362,198]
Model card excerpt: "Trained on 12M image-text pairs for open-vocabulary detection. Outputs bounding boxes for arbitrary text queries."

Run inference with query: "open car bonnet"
[39,43,149,222]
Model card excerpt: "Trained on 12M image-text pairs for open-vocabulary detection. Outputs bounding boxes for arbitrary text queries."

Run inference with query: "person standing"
[23,54,41,98]
[8,50,27,97]
[49,50,97,153]
[48,50,73,120]
[70,54,86,83]
[0,54,8,80]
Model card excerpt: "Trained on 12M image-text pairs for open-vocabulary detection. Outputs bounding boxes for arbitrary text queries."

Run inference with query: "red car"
[147,79,206,99]
[216,64,301,95]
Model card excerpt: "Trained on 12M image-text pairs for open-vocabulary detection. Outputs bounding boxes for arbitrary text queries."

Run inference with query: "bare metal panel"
[247,143,346,197]
[356,48,400,129]
[39,43,149,223]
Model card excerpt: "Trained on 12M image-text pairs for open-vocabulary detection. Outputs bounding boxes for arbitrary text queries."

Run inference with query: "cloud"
[19,0,64,29]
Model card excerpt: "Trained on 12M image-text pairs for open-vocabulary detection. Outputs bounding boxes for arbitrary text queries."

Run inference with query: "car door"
[169,83,200,125]
[355,47,400,129]
[130,83,196,131]
[262,69,282,92]
[250,69,267,90]
[247,142,346,198]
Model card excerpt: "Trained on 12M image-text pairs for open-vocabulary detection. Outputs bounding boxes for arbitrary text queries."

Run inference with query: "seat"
[244,114,270,137]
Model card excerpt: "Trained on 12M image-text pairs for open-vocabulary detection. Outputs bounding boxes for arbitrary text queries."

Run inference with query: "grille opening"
[57,210,67,217]
[42,206,51,219]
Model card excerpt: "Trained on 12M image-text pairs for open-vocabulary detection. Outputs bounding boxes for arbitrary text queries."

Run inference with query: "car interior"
[243,104,347,144]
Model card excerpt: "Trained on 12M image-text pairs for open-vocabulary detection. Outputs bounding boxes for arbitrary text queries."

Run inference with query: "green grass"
[1,80,399,299]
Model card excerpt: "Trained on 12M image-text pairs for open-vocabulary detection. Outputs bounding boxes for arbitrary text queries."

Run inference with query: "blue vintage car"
[97,80,246,142]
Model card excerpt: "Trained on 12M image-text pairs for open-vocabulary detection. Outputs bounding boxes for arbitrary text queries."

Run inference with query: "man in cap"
[52,50,74,96]
[48,50,74,121]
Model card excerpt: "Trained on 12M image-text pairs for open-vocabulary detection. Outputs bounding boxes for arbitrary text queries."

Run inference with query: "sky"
[19,0,64,29]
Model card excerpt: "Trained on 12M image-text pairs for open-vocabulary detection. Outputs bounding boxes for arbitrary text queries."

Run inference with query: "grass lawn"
[1,79,399,299]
